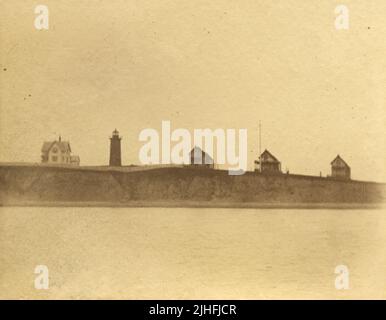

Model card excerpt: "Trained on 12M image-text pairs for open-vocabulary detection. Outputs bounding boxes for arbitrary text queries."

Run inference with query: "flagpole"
[259,121,262,172]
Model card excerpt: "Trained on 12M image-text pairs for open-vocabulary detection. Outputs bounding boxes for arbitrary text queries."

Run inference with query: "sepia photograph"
[0,0,385,306]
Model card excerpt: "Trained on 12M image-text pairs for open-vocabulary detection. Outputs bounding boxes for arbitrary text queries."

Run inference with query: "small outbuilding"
[330,155,351,180]
[189,146,214,169]
[255,149,282,174]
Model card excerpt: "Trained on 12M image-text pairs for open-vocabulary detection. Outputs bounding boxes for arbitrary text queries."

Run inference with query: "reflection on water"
[0,207,385,299]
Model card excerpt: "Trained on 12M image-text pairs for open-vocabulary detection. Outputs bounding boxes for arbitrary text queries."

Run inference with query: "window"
[52,156,58,162]
[52,147,58,153]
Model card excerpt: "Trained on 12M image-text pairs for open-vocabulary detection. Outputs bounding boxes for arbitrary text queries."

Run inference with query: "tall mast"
[259,121,262,172]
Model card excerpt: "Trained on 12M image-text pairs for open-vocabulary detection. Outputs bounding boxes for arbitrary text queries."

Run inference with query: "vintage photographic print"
[0,0,385,302]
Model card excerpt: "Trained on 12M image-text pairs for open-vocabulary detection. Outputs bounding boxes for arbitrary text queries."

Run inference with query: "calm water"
[0,207,385,299]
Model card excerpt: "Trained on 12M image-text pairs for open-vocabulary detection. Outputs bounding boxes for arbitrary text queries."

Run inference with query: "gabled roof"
[331,155,350,168]
[41,140,71,154]
[41,141,54,153]
[190,146,214,164]
[260,149,280,163]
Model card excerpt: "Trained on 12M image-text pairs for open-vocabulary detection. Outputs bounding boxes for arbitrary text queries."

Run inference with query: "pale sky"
[1,0,385,181]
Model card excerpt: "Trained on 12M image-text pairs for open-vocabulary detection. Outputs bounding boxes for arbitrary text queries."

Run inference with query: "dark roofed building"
[189,146,214,169]
[254,149,282,174]
[330,155,350,179]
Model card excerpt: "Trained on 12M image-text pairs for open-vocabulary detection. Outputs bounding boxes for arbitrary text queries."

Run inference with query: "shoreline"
[1,201,384,210]
[2,165,385,207]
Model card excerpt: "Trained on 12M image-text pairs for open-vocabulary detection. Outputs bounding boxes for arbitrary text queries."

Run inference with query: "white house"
[41,136,80,165]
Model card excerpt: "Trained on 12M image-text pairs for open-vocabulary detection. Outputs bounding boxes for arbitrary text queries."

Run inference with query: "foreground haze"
[1,207,385,299]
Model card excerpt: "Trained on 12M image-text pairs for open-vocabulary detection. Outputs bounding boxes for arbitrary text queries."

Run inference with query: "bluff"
[0,165,385,206]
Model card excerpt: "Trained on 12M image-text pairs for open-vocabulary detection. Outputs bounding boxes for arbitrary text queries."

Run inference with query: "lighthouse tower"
[109,129,122,166]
